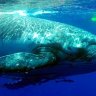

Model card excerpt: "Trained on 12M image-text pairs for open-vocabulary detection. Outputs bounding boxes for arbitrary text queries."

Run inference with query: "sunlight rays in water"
[0,0,95,16]
[0,10,27,16]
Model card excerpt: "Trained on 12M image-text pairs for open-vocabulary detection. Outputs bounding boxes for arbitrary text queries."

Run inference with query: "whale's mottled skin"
[0,12,96,73]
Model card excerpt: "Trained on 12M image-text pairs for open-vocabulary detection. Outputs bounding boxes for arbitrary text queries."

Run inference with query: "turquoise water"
[0,0,96,96]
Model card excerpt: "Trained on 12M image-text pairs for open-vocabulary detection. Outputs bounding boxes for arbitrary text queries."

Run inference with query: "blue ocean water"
[0,0,96,96]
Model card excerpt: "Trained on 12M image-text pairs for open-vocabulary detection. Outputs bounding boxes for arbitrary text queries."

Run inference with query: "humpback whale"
[0,11,96,88]
[0,12,96,73]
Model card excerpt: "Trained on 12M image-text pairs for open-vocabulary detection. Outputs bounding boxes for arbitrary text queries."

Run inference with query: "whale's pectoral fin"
[32,43,66,60]
[0,44,59,73]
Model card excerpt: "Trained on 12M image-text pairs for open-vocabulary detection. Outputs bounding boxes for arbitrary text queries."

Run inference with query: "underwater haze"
[0,0,96,96]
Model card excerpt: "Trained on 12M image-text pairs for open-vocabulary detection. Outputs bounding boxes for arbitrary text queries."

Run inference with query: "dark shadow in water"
[1,61,96,89]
